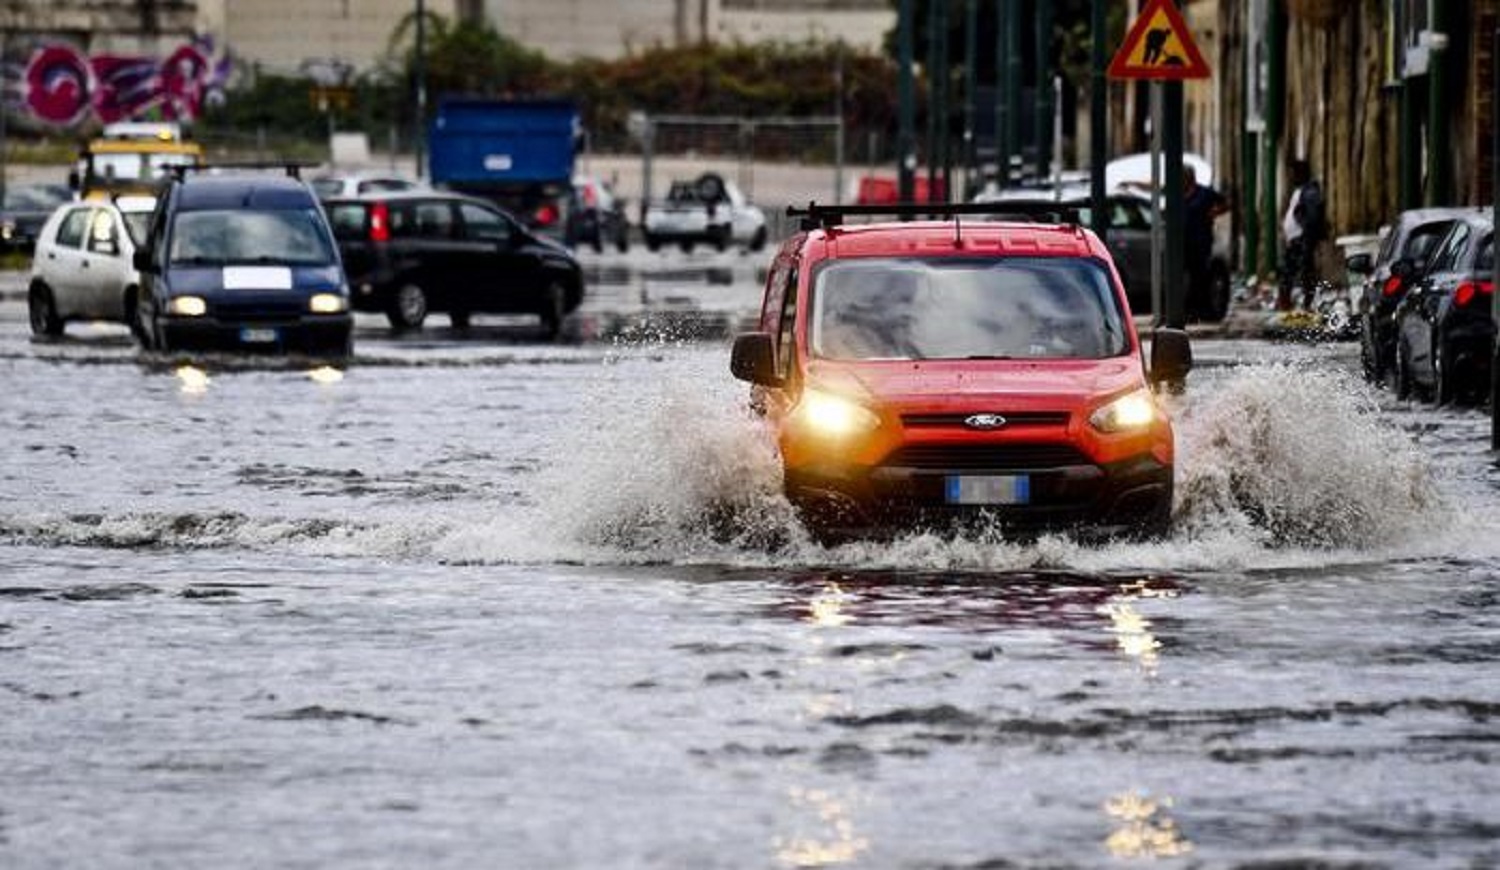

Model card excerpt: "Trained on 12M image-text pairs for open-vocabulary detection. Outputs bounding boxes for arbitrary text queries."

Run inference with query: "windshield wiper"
[171,256,224,267]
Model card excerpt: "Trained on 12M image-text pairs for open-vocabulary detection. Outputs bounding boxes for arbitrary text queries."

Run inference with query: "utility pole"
[414,0,428,179]
[926,0,939,200]
[1090,0,1106,240]
[1426,2,1450,206]
[898,0,916,202]
[994,0,1008,189]
[963,0,977,197]
[1004,0,1022,184]
[1034,0,1054,180]
[936,0,951,201]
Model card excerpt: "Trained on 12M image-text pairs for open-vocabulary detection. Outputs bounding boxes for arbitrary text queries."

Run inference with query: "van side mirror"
[730,332,781,386]
[1345,253,1373,275]
[1149,327,1192,391]
[1390,258,1413,279]
[132,249,155,273]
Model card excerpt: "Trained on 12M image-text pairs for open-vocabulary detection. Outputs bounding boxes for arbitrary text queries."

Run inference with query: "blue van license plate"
[240,327,279,344]
[945,475,1030,505]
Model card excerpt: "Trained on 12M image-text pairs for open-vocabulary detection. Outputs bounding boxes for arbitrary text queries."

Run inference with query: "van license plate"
[945,475,1030,505]
[240,328,279,344]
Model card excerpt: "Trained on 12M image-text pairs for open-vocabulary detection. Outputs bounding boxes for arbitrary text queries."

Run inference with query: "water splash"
[1171,363,1445,549]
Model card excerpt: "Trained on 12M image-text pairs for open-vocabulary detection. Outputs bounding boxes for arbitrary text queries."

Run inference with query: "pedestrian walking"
[1280,159,1327,310]
[1183,166,1228,319]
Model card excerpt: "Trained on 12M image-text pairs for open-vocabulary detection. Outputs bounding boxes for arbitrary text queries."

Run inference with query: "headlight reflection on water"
[306,365,345,385]
[174,365,210,395]
[1104,791,1194,858]
[774,786,870,868]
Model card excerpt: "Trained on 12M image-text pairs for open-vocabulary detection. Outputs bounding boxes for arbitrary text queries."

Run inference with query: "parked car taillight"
[1454,280,1494,308]
[1382,275,1404,297]
[534,203,559,227]
[369,202,390,242]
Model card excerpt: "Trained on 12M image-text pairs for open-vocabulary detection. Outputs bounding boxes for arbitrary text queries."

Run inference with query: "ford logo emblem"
[964,414,1007,430]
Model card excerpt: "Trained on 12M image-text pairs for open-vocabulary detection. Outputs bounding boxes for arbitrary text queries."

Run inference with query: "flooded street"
[3,251,1500,868]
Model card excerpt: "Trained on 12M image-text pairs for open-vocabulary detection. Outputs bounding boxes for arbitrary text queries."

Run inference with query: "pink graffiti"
[20,37,230,127]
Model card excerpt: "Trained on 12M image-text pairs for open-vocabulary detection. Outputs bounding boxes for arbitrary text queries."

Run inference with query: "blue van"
[133,171,352,360]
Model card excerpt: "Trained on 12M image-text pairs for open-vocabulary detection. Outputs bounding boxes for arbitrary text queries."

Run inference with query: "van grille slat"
[883,444,1090,470]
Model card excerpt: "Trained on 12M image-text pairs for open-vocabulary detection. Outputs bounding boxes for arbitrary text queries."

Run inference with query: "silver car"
[28,195,157,339]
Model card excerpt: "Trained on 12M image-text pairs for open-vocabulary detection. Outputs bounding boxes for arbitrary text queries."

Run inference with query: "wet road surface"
[3,250,1499,868]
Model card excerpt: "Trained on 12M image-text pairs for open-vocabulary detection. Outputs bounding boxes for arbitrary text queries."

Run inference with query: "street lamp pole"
[414,0,427,179]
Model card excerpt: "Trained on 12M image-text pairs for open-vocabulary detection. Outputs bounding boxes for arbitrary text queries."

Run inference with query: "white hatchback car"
[28,195,157,338]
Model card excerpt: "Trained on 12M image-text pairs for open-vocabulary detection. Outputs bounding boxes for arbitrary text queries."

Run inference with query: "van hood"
[805,357,1147,411]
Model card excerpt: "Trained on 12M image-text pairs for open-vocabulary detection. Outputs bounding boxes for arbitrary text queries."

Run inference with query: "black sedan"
[1391,211,1495,406]
[325,190,584,339]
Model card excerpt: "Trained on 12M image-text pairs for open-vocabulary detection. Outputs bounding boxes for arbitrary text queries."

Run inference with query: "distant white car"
[310,173,425,200]
[643,172,767,252]
[28,195,157,339]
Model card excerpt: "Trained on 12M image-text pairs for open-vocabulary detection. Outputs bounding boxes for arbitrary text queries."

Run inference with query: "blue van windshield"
[170,209,336,267]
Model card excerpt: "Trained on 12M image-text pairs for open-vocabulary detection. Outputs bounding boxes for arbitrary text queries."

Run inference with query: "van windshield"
[810,257,1129,361]
[169,209,336,267]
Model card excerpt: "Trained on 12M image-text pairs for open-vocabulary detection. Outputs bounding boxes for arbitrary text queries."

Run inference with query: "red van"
[730,203,1190,541]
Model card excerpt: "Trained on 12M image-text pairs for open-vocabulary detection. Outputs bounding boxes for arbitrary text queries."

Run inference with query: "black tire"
[645,234,661,252]
[748,226,768,253]
[539,282,566,341]
[450,309,471,330]
[680,240,695,253]
[1358,315,1382,384]
[124,287,151,345]
[1393,340,1413,400]
[712,228,729,252]
[1435,342,1460,407]
[28,283,63,337]
[387,283,428,330]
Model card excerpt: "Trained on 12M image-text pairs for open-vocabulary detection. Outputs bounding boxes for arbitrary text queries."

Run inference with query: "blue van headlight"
[167,296,207,317]
[308,293,348,314]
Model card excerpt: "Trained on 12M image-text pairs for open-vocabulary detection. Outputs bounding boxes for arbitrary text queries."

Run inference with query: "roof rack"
[787,201,1082,231]
[167,161,320,181]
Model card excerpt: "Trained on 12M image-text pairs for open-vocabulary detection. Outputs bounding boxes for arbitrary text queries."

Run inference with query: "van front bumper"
[785,451,1172,541]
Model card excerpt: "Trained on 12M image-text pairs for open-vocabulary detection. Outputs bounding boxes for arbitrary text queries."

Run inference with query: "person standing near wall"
[1183,166,1229,319]
[1280,159,1327,310]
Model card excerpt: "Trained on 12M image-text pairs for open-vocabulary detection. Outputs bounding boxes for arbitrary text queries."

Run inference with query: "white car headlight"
[167,295,207,317]
[1089,388,1158,433]
[308,293,348,314]
[795,389,881,438]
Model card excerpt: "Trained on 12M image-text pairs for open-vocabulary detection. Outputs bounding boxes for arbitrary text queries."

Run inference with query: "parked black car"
[1391,210,1494,406]
[324,190,584,338]
[1348,206,1483,383]
[132,170,352,360]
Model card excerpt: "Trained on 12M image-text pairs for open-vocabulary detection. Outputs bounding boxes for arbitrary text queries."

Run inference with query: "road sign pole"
[1150,83,1163,325]
[1164,79,1186,329]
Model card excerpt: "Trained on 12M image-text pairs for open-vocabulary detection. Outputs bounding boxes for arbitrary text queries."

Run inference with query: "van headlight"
[167,295,207,317]
[308,293,348,314]
[794,388,881,438]
[1089,388,1158,433]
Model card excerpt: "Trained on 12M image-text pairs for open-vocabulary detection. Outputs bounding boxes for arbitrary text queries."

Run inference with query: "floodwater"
[3,252,1499,868]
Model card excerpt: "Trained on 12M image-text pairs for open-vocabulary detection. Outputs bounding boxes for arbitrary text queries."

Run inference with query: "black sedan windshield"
[810,257,1129,361]
[170,209,336,266]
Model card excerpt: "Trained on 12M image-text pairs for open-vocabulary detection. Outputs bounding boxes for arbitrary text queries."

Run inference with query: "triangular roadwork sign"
[1108,0,1211,80]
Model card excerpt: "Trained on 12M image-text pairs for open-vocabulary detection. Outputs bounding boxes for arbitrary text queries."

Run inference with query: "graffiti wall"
[9,35,231,128]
